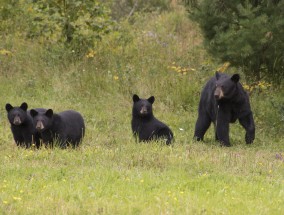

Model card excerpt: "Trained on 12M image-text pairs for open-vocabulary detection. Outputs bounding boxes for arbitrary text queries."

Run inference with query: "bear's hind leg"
[150,127,173,145]
[239,113,255,144]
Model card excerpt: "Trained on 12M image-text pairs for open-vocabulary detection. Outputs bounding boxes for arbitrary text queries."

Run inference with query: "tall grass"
[0,6,283,215]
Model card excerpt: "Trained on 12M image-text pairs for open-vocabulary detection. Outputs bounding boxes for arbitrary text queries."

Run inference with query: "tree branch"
[127,0,139,19]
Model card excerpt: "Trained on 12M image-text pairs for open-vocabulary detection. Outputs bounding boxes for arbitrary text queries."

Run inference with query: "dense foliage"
[185,0,284,83]
[0,0,115,54]
[0,0,174,55]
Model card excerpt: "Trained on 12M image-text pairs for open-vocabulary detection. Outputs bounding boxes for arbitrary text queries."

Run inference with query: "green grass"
[1,143,284,214]
[0,6,284,215]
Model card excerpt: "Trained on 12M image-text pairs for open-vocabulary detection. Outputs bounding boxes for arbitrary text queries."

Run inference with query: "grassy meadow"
[1,5,284,215]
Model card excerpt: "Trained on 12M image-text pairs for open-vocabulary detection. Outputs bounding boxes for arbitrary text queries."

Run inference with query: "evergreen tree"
[185,0,284,83]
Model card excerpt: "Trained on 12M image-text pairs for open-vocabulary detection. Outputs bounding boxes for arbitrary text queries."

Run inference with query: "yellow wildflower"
[243,84,250,91]
[13,197,21,200]
[27,7,33,12]
[86,50,96,58]
[0,49,13,56]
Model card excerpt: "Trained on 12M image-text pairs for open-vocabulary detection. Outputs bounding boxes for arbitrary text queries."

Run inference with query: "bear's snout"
[36,121,45,130]
[214,86,224,100]
[13,116,21,125]
[140,106,148,115]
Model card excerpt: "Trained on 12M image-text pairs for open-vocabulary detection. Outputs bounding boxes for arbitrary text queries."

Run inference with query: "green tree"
[185,0,284,83]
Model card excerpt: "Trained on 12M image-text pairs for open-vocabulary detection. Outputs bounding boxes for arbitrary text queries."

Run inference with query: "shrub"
[28,0,115,54]
[0,0,115,55]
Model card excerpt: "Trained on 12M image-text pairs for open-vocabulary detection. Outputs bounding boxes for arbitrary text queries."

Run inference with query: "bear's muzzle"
[140,106,148,115]
[214,86,224,100]
[36,121,45,131]
[13,116,22,125]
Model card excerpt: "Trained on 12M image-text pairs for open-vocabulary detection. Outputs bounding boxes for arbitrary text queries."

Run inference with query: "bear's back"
[57,110,85,140]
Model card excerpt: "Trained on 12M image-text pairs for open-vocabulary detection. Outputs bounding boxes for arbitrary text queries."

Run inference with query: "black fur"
[30,109,85,148]
[5,102,43,148]
[194,72,255,146]
[131,94,174,145]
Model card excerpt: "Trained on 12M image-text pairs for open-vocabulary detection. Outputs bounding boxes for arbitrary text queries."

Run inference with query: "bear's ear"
[5,103,13,112]
[45,109,53,118]
[148,96,155,104]
[215,71,221,80]
[30,109,38,118]
[133,94,140,103]
[231,74,240,83]
[20,102,28,111]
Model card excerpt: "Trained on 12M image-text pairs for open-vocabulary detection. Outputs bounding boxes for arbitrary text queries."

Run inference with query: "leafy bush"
[0,0,115,55]
[28,0,115,53]
[0,0,29,34]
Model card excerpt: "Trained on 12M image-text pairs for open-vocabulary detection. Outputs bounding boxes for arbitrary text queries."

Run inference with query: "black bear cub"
[194,72,255,146]
[5,102,42,148]
[131,94,173,145]
[30,109,85,148]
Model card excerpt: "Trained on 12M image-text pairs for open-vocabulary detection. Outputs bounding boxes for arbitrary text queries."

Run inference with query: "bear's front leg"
[13,135,24,147]
[194,113,211,141]
[41,130,54,148]
[216,109,231,146]
[213,123,219,141]
[239,113,255,144]
[33,132,42,149]
[22,131,33,148]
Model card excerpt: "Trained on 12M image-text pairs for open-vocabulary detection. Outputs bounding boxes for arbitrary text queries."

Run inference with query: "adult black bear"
[5,102,43,148]
[194,72,255,146]
[30,109,85,148]
[131,94,173,145]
